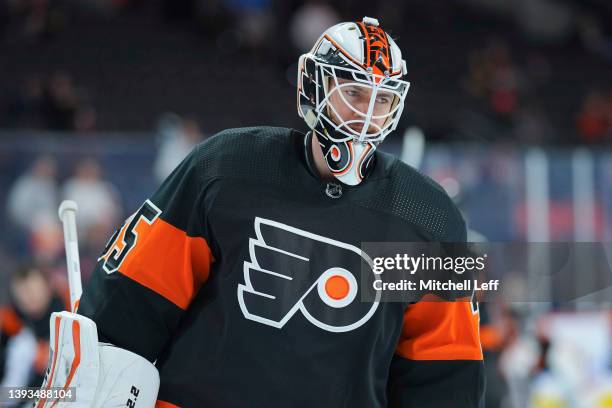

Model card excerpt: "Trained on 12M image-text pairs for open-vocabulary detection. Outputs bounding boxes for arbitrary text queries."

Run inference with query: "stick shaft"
[59,200,83,312]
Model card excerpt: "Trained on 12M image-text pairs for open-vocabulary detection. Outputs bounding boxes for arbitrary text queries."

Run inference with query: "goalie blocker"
[35,311,159,408]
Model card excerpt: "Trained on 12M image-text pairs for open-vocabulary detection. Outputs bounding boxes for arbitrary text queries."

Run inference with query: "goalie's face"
[310,73,407,186]
[326,78,395,135]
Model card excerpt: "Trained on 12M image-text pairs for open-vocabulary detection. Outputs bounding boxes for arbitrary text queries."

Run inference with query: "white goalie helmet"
[297,17,411,185]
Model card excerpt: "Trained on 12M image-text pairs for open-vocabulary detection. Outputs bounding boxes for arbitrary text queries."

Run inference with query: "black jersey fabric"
[79,126,484,408]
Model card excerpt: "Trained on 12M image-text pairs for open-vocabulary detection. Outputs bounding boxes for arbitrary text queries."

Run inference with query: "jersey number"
[99,200,162,274]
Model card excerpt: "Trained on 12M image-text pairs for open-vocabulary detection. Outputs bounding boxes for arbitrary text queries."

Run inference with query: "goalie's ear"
[35,311,159,408]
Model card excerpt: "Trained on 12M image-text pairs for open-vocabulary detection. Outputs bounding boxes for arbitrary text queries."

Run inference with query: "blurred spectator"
[528,312,612,407]
[4,154,61,265]
[41,72,79,130]
[576,90,610,144]
[289,0,340,53]
[480,303,518,408]
[485,41,522,120]
[0,72,95,131]
[0,265,66,390]
[464,40,523,123]
[42,72,93,131]
[6,155,59,233]
[153,114,204,183]
[461,40,553,143]
[62,158,121,250]
[0,327,37,403]
[30,216,64,265]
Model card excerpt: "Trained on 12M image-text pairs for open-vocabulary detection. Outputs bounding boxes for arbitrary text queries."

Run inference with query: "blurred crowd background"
[0,0,611,407]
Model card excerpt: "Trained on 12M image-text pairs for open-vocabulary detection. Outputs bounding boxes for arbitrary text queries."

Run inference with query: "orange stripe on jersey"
[0,306,23,336]
[156,401,181,408]
[396,301,483,361]
[117,218,213,310]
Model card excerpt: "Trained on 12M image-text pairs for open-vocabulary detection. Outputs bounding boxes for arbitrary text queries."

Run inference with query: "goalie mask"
[297,17,410,185]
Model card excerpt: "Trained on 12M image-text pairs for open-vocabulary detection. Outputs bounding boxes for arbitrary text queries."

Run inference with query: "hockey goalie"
[37,16,484,408]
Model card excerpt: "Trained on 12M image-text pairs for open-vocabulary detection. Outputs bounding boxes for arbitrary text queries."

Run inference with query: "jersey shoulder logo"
[98,200,162,274]
[238,217,380,332]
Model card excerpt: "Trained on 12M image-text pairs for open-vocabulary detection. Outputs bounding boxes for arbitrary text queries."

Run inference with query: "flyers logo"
[238,217,380,332]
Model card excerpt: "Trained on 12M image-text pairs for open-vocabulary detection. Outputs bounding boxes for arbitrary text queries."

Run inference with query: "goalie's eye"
[375,95,391,104]
[342,87,362,98]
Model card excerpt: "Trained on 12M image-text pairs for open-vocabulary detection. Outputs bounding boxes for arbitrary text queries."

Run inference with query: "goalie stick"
[58,200,82,313]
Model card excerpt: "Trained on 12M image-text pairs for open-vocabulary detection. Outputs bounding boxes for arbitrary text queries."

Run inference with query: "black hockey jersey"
[79,127,484,408]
